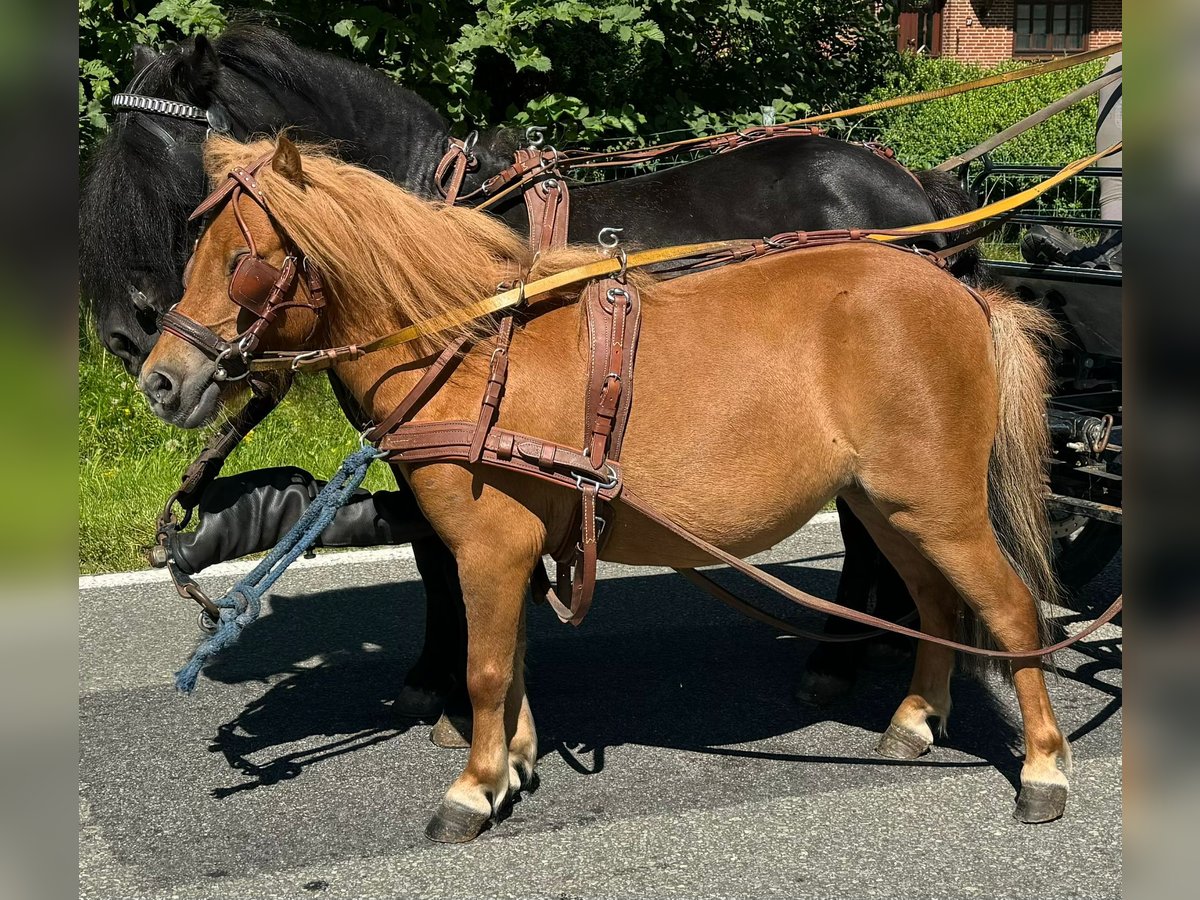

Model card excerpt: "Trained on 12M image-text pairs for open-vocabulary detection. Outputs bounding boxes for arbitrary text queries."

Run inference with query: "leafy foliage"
[79,0,227,147]
[80,1,901,153]
[864,54,1106,169]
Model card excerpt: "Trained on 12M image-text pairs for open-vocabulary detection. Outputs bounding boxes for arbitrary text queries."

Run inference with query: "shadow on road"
[192,555,1119,797]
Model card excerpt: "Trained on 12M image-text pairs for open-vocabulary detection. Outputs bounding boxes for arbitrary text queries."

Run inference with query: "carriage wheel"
[1048,506,1122,594]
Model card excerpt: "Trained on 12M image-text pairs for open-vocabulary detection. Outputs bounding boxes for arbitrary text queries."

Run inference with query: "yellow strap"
[785,42,1120,126]
[251,241,733,369]
[258,141,1120,371]
[476,43,1119,210]
[871,141,1122,242]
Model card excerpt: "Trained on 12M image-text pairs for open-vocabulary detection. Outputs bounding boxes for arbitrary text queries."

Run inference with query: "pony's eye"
[226,250,249,275]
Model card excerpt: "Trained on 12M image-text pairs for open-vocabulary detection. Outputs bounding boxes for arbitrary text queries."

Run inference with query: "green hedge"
[863,53,1105,170]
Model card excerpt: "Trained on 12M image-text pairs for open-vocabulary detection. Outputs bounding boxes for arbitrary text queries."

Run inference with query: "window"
[1015,3,1089,54]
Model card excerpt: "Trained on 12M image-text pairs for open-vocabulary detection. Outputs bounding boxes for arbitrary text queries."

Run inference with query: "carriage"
[965,155,1123,590]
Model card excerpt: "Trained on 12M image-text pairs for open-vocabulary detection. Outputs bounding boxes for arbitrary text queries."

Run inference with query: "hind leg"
[846,491,1069,823]
[840,493,957,758]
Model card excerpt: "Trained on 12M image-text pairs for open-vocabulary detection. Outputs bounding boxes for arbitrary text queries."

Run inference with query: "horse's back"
[566,137,938,245]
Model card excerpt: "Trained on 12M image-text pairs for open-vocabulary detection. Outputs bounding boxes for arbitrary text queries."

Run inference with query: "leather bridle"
[160,154,326,381]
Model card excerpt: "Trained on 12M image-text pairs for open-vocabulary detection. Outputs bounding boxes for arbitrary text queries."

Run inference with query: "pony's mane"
[203,137,621,354]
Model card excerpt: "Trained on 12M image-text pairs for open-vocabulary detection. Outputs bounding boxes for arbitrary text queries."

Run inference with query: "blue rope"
[175,445,385,694]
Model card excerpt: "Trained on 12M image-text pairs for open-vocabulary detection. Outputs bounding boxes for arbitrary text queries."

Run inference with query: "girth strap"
[544,276,642,624]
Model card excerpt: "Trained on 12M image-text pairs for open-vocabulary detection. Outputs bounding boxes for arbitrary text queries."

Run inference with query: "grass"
[78,327,394,574]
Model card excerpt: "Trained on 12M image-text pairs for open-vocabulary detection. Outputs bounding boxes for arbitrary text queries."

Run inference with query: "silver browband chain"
[112,93,209,123]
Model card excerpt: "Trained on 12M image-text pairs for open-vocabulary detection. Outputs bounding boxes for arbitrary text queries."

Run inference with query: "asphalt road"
[79,516,1122,899]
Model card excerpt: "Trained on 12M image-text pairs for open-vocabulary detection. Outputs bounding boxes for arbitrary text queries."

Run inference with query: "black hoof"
[795,670,854,707]
[430,711,472,749]
[875,723,931,760]
[425,801,491,843]
[393,684,445,721]
[1014,782,1068,823]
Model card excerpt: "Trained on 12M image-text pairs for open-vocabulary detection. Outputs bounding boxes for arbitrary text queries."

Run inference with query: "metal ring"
[526,126,545,148]
[462,130,479,154]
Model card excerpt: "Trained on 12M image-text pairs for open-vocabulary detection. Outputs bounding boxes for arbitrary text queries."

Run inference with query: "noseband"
[160,155,326,381]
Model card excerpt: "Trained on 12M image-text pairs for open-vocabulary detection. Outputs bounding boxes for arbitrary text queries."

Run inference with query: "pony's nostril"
[106,330,137,361]
[143,369,178,407]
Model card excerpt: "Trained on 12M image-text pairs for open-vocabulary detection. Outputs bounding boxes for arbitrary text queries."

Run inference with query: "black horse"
[80,25,981,737]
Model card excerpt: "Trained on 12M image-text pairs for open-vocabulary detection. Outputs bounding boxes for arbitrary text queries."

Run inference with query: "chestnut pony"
[143,137,1068,841]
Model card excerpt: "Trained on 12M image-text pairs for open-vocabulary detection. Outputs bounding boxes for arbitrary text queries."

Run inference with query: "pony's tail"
[962,289,1061,677]
[913,168,988,287]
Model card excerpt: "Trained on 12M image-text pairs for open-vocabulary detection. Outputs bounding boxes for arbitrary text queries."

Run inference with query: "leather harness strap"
[619,487,1124,659]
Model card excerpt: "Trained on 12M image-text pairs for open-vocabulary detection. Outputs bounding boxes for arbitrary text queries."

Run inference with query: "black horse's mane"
[79,24,456,330]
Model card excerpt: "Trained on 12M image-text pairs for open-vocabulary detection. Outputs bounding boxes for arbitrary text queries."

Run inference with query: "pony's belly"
[600,492,834,569]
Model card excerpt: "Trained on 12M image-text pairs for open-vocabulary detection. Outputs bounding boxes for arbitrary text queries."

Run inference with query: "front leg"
[327,375,470,727]
[425,539,537,843]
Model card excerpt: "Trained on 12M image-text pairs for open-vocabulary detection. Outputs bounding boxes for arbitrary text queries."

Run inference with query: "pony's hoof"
[393,684,444,721]
[875,723,931,760]
[794,670,854,707]
[430,711,472,749]
[1014,782,1068,823]
[424,801,491,843]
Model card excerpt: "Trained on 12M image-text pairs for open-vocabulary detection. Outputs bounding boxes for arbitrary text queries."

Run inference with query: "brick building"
[896,1,1122,65]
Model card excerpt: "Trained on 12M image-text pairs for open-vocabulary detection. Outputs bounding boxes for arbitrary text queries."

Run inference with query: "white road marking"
[78,510,843,589]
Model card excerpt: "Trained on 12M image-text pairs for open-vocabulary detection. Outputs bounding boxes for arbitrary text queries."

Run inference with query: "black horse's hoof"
[794,670,854,707]
[875,723,931,760]
[425,801,491,843]
[1014,782,1068,823]
[430,711,472,749]
[393,684,445,721]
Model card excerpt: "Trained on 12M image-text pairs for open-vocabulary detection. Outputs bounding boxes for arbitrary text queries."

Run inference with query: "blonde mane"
[201,136,614,355]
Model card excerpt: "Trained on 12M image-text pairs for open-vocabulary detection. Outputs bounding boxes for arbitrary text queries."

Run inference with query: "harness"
[161,155,327,382]
[166,165,1128,656]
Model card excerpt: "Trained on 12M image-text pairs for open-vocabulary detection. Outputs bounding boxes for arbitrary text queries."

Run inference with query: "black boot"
[165,467,434,575]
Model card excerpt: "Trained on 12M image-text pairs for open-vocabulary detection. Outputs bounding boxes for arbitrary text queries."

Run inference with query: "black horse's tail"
[914,168,989,287]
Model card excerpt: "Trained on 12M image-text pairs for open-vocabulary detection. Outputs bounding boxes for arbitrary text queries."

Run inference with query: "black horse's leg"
[394,519,468,724]
[795,498,917,706]
[325,374,470,731]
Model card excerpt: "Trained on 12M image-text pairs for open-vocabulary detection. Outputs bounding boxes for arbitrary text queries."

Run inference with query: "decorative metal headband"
[111,93,209,123]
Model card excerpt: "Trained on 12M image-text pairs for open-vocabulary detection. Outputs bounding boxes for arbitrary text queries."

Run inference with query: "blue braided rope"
[175,445,385,694]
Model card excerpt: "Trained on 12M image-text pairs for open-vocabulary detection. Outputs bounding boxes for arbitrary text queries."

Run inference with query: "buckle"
[289,349,327,371]
[573,464,619,491]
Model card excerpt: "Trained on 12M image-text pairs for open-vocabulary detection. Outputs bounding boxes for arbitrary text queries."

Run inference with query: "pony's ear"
[272,136,305,188]
[130,44,159,74]
[179,35,222,105]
